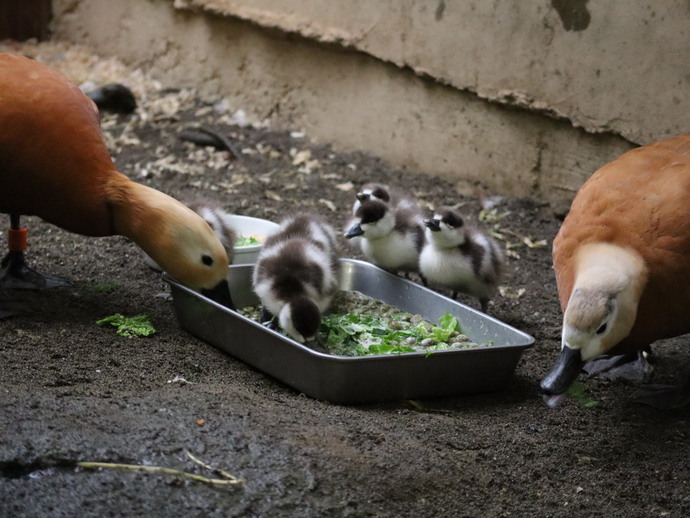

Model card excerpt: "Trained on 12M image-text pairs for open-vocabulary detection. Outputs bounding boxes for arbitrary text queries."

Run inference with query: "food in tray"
[239,290,491,356]
[235,235,261,246]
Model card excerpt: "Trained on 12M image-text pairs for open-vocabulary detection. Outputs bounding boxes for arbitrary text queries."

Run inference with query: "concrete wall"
[51,0,690,203]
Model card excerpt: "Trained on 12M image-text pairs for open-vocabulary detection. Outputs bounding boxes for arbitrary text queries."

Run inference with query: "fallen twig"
[78,455,244,486]
[179,127,239,159]
[185,450,242,483]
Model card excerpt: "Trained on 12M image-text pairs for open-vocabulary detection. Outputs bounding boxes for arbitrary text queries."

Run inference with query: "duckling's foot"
[0,251,72,290]
[304,339,329,354]
[259,307,277,328]
[582,351,653,383]
[630,378,690,409]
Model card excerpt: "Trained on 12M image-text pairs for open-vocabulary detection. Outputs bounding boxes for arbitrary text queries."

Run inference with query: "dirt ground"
[1,46,689,518]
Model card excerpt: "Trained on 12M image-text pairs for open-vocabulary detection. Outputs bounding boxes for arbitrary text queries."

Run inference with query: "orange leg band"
[8,227,28,252]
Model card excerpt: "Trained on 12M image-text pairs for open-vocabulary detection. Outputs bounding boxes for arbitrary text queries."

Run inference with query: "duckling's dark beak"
[344,223,364,239]
[356,192,370,203]
[540,346,584,407]
[424,218,441,232]
[201,279,236,310]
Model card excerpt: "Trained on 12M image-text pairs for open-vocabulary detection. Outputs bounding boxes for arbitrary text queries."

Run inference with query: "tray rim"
[163,257,535,360]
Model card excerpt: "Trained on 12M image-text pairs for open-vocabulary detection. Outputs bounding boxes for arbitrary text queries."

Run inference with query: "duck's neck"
[572,243,647,296]
[105,171,182,252]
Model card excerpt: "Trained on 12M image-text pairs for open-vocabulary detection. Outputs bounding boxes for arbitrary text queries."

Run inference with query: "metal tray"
[164,258,534,404]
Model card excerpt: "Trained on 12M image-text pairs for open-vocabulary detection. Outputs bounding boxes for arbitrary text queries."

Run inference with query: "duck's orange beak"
[201,279,235,310]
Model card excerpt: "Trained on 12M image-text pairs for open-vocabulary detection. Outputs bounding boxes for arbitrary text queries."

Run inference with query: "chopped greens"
[97,313,156,338]
[318,310,473,356]
[235,235,260,247]
[239,290,488,356]
[567,381,599,408]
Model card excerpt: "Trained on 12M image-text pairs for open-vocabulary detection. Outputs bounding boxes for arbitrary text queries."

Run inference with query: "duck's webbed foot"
[582,350,653,383]
[0,250,72,290]
[2,219,71,290]
[630,377,690,409]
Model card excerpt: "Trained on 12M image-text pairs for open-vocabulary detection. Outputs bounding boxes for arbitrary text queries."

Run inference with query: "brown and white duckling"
[252,213,339,344]
[419,207,504,313]
[351,183,417,215]
[144,200,237,271]
[345,199,424,275]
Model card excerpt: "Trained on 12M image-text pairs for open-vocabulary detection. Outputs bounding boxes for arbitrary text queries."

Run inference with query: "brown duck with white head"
[541,134,690,408]
[0,53,233,309]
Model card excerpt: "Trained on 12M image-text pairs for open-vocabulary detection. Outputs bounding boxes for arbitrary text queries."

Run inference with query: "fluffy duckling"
[345,199,424,275]
[419,207,504,313]
[541,133,690,408]
[144,200,237,271]
[252,213,338,344]
[186,201,238,256]
[0,53,233,308]
[351,183,417,215]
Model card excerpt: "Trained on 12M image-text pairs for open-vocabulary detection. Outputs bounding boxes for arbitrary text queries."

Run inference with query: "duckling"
[419,207,504,313]
[144,200,237,271]
[344,199,424,275]
[253,213,338,344]
[351,183,417,215]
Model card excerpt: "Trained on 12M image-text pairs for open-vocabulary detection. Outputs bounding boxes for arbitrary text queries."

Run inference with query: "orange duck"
[0,53,233,309]
[541,133,690,408]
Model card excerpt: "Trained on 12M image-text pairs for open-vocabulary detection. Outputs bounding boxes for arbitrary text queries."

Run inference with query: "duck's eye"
[595,323,607,335]
[201,254,214,266]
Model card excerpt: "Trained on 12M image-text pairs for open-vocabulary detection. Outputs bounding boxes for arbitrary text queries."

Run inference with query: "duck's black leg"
[0,214,72,290]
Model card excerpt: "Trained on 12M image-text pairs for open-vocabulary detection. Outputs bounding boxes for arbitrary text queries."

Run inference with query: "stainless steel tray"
[164,258,534,404]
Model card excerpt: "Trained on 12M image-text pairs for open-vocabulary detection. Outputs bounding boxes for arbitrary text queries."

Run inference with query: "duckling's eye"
[595,323,607,335]
[201,254,214,266]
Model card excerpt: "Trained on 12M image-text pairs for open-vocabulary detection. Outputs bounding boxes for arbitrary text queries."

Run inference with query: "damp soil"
[1,94,689,518]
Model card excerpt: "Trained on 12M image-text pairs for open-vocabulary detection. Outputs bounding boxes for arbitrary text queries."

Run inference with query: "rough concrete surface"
[51,0,645,204]
[179,0,690,144]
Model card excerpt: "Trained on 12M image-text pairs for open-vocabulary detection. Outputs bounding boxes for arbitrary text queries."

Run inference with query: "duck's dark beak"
[201,279,235,310]
[344,223,364,239]
[424,218,441,232]
[540,346,584,406]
